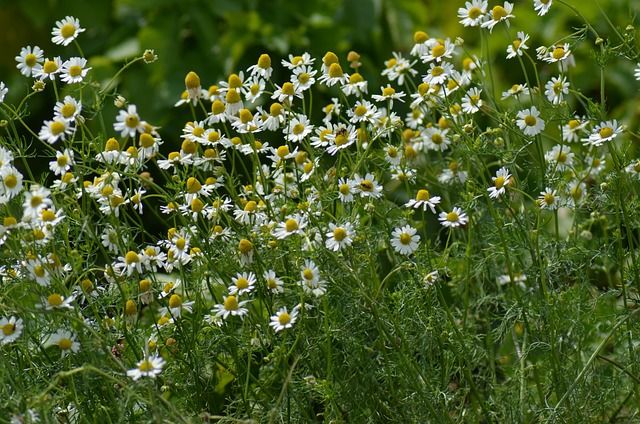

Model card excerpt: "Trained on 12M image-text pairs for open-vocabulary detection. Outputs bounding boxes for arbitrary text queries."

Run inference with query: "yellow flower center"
[169,294,182,308]
[470,94,481,106]
[333,227,347,242]
[544,193,555,205]
[69,65,82,77]
[431,66,444,76]
[328,63,344,78]
[382,87,396,97]
[48,293,63,307]
[303,268,314,280]
[431,133,443,145]
[139,360,154,371]
[125,251,140,264]
[339,184,351,195]
[323,51,339,66]
[285,218,299,232]
[524,115,537,126]
[571,187,582,200]
[335,133,348,146]
[552,47,565,59]
[125,299,137,315]
[191,198,204,212]
[226,88,241,104]
[495,176,507,189]
[416,190,430,201]
[303,161,314,174]
[512,39,521,49]
[2,323,15,336]
[25,53,37,67]
[3,216,17,226]
[387,147,398,158]
[139,133,155,148]
[60,23,76,38]
[431,45,445,57]
[446,212,459,222]
[30,195,43,208]
[355,105,367,117]
[57,155,69,167]
[175,237,186,251]
[468,7,482,19]
[244,201,257,212]
[258,53,271,69]
[360,180,374,192]
[59,338,73,350]
[270,103,283,116]
[60,103,76,118]
[568,119,580,130]
[282,82,295,96]
[236,278,249,290]
[5,174,17,189]
[278,313,291,325]
[399,233,412,245]
[125,113,139,129]
[228,74,242,89]
[634,162,640,173]
[44,60,58,73]
[41,209,56,221]
[414,31,428,44]
[599,127,614,139]
[553,82,563,94]
[238,239,253,254]
[556,151,567,163]
[492,5,508,20]
[139,279,151,292]
[163,282,175,293]
[82,279,94,292]
[34,265,45,278]
[250,83,260,95]
[350,73,364,84]
[298,73,310,84]
[105,138,120,151]
[292,56,304,65]
[224,295,239,310]
[212,100,226,114]
[292,123,305,135]
[50,121,66,135]
[277,145,290,158]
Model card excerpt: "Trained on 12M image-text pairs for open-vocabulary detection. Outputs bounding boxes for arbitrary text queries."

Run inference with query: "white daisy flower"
[539,187,560,210]
[545,145,574,171]
[337,178,356,203]
[533,0,553,16]
[439,207,469,228]
[127,354,165,380]
[34,56,63,81]
[0,82,7,103]
[582,120,623,147]
[43,330,80,358]
[487,167,511,199]
[15,46,44,77]
[264,270,285,293]
[458,0,488,27]
[39,118,73,144]
[213,295,250,320]
[60,57,91,84]
[480,2,515,32]
[0,316,23,345]
[269,307,299,332]
[229,272,257,296]
[405,189,441,213]
[353,173,384,199]
[506,32,529,59]
[51,16,85,46]
[325,222,355,251]
[390,225,420,255]
[544,75,569,105]
[461,87,483,114]
[285,115,313,143]
[516,106,545,136]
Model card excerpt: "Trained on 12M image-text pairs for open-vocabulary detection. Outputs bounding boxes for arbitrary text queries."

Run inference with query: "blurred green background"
[1,0,638,147]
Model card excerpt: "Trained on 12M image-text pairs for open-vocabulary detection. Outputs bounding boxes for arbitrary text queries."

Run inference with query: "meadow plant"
[2,3,640,422]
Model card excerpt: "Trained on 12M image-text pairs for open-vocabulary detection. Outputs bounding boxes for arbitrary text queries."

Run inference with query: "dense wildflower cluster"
[2,4,640,421]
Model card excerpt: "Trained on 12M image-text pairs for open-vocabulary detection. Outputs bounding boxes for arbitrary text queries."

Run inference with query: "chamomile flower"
[16,46,44,77]
[562,117,588,143]
[213,295,250,320]
[566,180,587,207]
[410,31,434,57]
[0,166,23,201]
[582,120,623,147]
[337,178,356,203]
[114,104,146,138]
[635,64,640,81]
[23,185,54,220]
[423,62,453,85]
[371,84,406,108]
[127,354,165,380]
[115,251,144,276]
[542,43,571,64]
[381,52,418,86]
[533,0,553,15]
[480,2,515,32]
[285,115,313,143]
[353,173,384,199]
[48,149,75,176]
[391,225,420,255]
[325,222,355,251]
[544,75,569,105]
[421,39,456,63]
[274,214,308,239]
[516,106,545,136]
[461,87,483,114]
[545,144,574,171]
[53,95,82,122]
[0,316,23,345]
[270,307,299,332]
[487,167,511,199]
[264,270,285,293]
[298,260,326,297]
[39,118,73,144]
[439,207,469,228]
[272,82,303,104]
[60,57,91,84]
[0,82,7,103]
[422,127,451,152]
[247,53,273,79]
[229,272,257,296]
[326,125,357,156]
[159,294,194,318]
[506,32,529,59]
[244,77,266,103]
[318,62,349,87]
[539,187,560,209]
[281,52,315,69]
[341,72,369,96]
[405,189,441,213]
[51,16,85,46]
[34,56,63,81]
[347,100,380,125]
[458,0,488,27]
[501,83,530,100]
[44,330,80,358]
[291,65,317,92]
[38,293,75,310]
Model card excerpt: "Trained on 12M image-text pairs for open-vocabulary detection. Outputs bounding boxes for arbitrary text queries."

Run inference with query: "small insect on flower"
[582,120,623,147]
